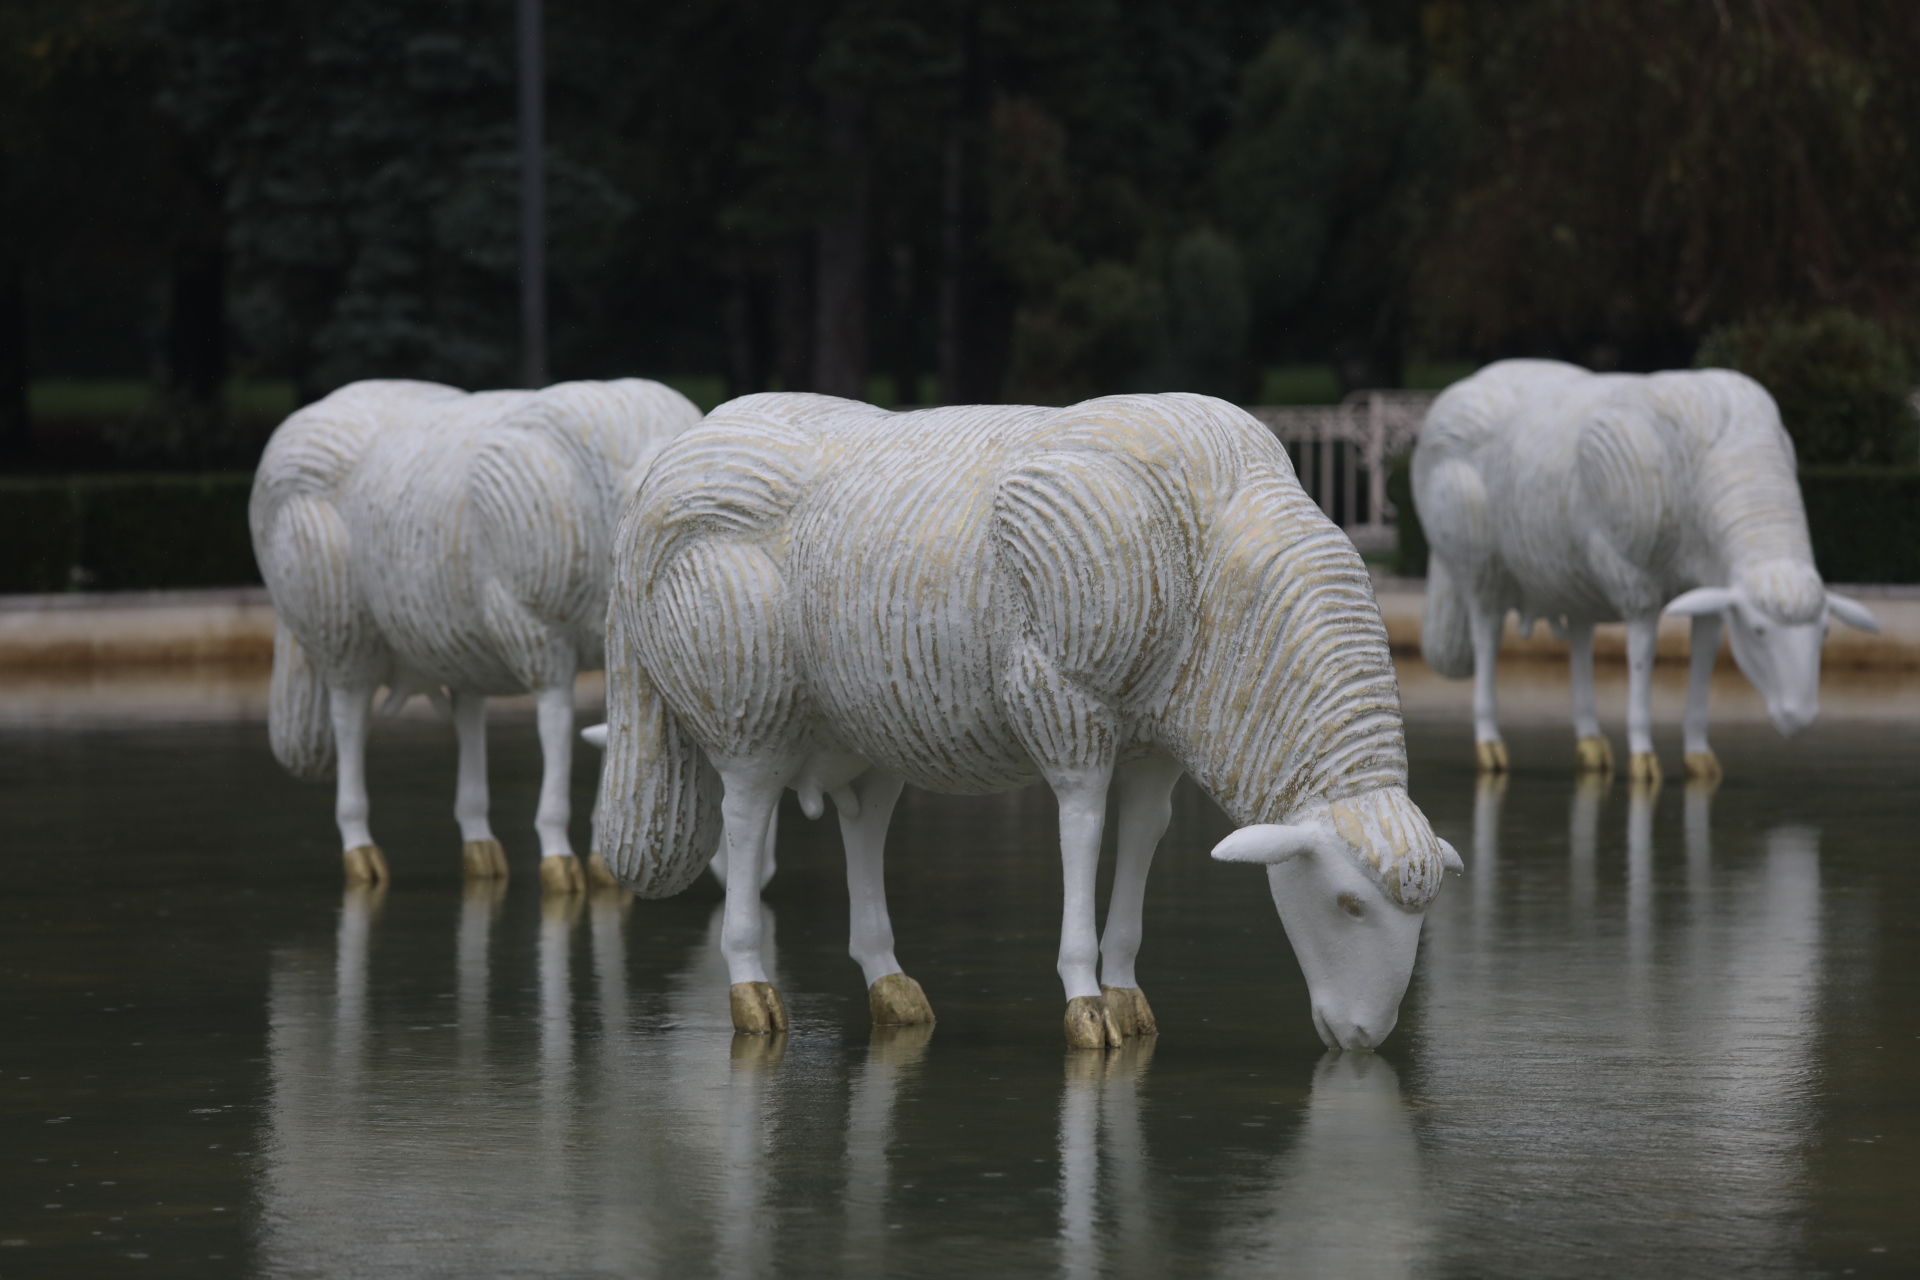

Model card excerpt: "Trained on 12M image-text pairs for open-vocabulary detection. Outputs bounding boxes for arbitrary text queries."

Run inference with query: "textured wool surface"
[1414,359,1823,674]
[251,378,702,779]
[596,391,1449,908]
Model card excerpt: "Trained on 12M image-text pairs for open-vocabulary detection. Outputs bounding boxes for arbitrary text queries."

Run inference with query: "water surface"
[2,696,1916,1277]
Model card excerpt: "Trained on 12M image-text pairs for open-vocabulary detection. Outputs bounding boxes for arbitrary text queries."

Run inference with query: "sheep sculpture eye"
[1337,892,1365,918]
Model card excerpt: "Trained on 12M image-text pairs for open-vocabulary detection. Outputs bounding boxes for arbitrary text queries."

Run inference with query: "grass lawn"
[29,379,297,421]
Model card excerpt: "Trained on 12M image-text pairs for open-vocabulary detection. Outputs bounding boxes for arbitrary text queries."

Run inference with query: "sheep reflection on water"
[255,770,1832,1278]
[1418,774,1825,1274]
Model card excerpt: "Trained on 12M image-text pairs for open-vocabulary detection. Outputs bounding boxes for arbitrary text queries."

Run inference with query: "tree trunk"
[937,3,981,405]
[775,235,812,392]
[165,228,227,407]
[888,239,918,406]
[722,246,764,399]
[0,255,28,461]
[813,90,870,400]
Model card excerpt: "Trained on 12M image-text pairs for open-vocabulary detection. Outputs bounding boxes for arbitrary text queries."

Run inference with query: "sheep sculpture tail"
[590,570,725,898]
[1421,554,1476,680]
[268,621,336,781]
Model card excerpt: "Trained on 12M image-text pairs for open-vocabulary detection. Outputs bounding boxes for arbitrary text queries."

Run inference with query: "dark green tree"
[1215,28,1468,392]
[155,0,627,401]
[1418,0,1920,369]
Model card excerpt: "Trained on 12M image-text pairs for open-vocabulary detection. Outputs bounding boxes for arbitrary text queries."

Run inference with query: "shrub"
[1799,467,1920,584]
[1387,452,1428,577]
[1695,310,1917,466]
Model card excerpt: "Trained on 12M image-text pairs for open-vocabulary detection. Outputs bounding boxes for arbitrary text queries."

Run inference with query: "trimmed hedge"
[1390,458,1920,585]
[1799,467,1920,584]
[1386,453,1428,578]
[0,474,260,593]
[2,463,1914,596]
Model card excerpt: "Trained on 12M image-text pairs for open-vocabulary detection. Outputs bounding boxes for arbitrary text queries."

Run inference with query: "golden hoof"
[1683,750,1722,783]
[1064,995,1121,1049]
[343,844,389,886]
[1101,986,1158,1039]
[585,850,623,890]
[539,854,586,894]
[730,981,790,1035]
[1627,751,1662,785]
[869,972,935,1026]
[1574,735,1615,775]
[1475,740,1509,773]
[462,838,508,880]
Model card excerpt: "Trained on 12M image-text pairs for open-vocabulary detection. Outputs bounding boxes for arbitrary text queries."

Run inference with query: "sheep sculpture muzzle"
[1213,788,1463,1051]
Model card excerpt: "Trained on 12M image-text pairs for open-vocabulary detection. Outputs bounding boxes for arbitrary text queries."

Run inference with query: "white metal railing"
[1248,391,1434,551]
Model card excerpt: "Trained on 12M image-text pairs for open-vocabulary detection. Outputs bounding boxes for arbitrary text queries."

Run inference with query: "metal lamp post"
[518,0,546,389]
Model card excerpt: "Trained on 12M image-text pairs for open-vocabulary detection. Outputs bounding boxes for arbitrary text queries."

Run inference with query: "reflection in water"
[1686,780,1713,899]
[843,1024,932,1273]
[1568,774,1605,925]
[457,879,503,1061]
[1218,1053,1432,1279]
[1627,778,1657,967]
[1420,778,1826,1274]
[1057,1042,1157,1280]
[252,767,1839,1279]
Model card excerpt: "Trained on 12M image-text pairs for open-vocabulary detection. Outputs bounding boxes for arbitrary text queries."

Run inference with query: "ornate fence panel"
[1247,391,1433,552]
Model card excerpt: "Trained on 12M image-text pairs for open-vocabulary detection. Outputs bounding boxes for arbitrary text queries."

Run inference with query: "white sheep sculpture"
[1412,359,1879,782]
[593,390,1462,1050]
[251,377,703,889]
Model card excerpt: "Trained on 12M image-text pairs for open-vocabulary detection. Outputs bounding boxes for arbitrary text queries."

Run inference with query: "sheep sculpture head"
[1666,560,1879,739]
[1214,788,1462,1050]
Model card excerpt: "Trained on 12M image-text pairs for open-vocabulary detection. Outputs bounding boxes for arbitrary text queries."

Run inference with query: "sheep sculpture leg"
[1625,616,1662,784]
[533,684,586,894]
[838,771,934,1027]
[452,691,510,880]
[1054,770,1124,1050]
[719,770,788,1034]
[1683,613,1724,783]
[1470,606,1509,773]
[1567,623,1614,775]
[329,684,389,886]
[1098,754,1183,1040]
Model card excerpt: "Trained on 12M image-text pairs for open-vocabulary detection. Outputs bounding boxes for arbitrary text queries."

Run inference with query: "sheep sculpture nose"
[1770,698,1817,738]
[1313,1006,1392,1051]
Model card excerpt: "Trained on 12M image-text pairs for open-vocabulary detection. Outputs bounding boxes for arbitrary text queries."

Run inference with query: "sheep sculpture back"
[595,391,1460,1050]
[1413,359,1878,781]
[252,377,703,889]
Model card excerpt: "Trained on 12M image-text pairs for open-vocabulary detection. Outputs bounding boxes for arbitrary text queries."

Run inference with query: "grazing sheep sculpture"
[1413,359,1878,781]
[594,391,1461,1050]
[252,377,703,888]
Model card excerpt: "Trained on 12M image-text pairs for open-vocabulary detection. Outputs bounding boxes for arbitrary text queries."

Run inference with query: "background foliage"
[2,0,1918,469]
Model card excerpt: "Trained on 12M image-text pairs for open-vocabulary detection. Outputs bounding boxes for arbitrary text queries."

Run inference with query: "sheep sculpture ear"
[1211,823,1330,865]
[1439,838,1465,872]
[1664,586,1741,617]
[1826,592,1880,634]
[580,723,609,748]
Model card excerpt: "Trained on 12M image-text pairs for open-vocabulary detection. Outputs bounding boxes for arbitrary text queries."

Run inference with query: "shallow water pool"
[2,694,1916,1277]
